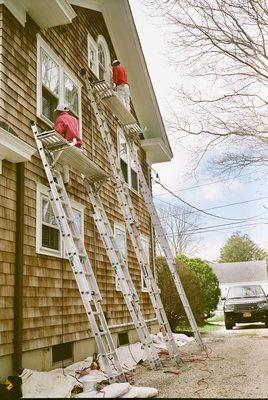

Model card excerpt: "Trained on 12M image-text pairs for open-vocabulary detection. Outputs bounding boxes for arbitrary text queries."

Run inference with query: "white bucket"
[79,375,98,392]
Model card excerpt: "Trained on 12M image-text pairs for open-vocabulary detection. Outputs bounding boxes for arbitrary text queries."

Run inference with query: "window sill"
[129,186,141,198]
[37,114,54,130]
[36,248,62,258]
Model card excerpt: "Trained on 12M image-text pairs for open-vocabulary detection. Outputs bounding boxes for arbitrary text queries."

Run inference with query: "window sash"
[41,49,59,96]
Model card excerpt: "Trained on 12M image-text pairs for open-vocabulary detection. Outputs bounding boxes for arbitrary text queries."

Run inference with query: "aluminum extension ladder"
[124,135,205,351]
[84,180,162,369]
[30,122,125,382]
[81,74,181,366]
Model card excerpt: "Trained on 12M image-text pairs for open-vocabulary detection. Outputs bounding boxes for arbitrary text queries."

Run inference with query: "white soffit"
[0,128,36,163]
[141,137,171,165]
[1,0,76,28]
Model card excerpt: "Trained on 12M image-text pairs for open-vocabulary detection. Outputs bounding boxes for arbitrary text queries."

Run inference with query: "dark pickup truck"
[223,284,268,330]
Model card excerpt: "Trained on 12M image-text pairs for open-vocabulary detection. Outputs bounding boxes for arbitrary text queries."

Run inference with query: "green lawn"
[175,314,224,335]
[207,314,224,323]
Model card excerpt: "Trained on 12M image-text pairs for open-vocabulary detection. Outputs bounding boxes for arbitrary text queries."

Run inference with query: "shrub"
[177,255,220,316]
[156,257,205,330]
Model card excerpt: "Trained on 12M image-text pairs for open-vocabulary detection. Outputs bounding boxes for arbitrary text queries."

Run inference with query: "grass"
[207,314,224,323]
[175,322,221,335]
[174,313,224,336]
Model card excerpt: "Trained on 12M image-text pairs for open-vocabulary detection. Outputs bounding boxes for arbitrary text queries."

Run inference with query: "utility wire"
[164,217,268,235]
[155,195,268,216]
[164,222,267,236]
[153,179,265,222]
[152,168,267,196]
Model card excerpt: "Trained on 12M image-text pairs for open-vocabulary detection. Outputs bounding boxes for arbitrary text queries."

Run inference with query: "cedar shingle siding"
[0,5,154,357]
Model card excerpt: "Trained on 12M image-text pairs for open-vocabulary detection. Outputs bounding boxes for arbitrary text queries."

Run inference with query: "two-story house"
[0,0,173,378]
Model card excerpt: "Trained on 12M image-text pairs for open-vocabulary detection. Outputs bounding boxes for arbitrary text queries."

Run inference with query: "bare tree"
[144,0,268,176]
[156,203,202,256]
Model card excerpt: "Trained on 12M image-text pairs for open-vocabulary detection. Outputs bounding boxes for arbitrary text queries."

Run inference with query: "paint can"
[79,375,98,392]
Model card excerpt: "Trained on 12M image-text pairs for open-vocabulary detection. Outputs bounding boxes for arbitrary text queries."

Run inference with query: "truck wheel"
[225,321,233,330]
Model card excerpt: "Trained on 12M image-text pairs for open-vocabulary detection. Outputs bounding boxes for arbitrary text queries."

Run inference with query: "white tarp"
[150,332,194,350]
[21,344,145,398]
[21,332,191,398]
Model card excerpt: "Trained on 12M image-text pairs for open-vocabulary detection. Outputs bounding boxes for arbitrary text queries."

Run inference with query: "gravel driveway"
[133,323,268,398]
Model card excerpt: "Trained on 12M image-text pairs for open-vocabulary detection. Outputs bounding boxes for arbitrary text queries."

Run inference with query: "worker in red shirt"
[112,60,130,112]
[54,104,82,147]
[54,104,82,185]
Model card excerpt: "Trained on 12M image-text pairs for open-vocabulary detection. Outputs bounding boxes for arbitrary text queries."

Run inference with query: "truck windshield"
[227,285,264,299]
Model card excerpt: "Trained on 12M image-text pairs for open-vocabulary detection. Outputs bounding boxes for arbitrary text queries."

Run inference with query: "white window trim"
[36,34,82,133]
[117,127,139,194]
[114,222,127,292]
[36,183,84,258]
[141,235,150,292]
[88,33,99,78]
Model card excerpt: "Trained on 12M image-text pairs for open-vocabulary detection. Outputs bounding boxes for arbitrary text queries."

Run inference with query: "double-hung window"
[114,223,127,291]
[118,128,139,192]
[37,35,82,132]
[36,184,84,257]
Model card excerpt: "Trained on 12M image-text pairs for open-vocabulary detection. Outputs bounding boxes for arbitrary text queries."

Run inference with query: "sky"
[129,0,268,261]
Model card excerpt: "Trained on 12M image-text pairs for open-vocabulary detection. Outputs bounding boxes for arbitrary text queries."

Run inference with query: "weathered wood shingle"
[0,4,155,356]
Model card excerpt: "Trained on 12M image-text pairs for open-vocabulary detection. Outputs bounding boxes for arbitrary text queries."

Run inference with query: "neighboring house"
[209,260,268,309]
[0,0,173,377]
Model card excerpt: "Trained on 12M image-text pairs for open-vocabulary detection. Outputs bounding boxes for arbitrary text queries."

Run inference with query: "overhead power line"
[153,179,265,222]
[153,168,267,197]
[155,195,268,215]
[164,221,267,237]
[164,217,268,236]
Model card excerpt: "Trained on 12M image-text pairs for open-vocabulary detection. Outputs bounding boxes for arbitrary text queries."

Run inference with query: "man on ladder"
[54,103,82,185]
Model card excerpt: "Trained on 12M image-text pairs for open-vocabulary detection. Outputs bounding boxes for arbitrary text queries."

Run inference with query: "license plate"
[243,311,251,317]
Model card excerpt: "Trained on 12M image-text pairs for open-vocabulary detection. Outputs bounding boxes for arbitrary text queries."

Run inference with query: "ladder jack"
[80,71,182,366]
[30,122,125,382]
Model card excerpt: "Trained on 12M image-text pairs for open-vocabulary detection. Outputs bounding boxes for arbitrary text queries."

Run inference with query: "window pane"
[131,169,138,191]
[120,159,128,183]
[89,47,96,71]
[42,225,60,250]
[42,198,57,226]
[42,86,58,122]
[41,49,59,95]
[116,229,127,261]
[98,44,105,68]
[73,209,82,234]
[119,133,128,163]
[141,237,149,290]
[64,74,79,115]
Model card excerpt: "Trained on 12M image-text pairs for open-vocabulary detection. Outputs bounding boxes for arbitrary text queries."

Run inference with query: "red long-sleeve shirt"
[112,65,128,86]
[54,112,82,147]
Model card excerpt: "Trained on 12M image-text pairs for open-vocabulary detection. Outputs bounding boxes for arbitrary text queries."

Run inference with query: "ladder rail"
[82,76,181,365]
[84,180,162,369]
[126,139,205,351]
[31,122,125,382]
